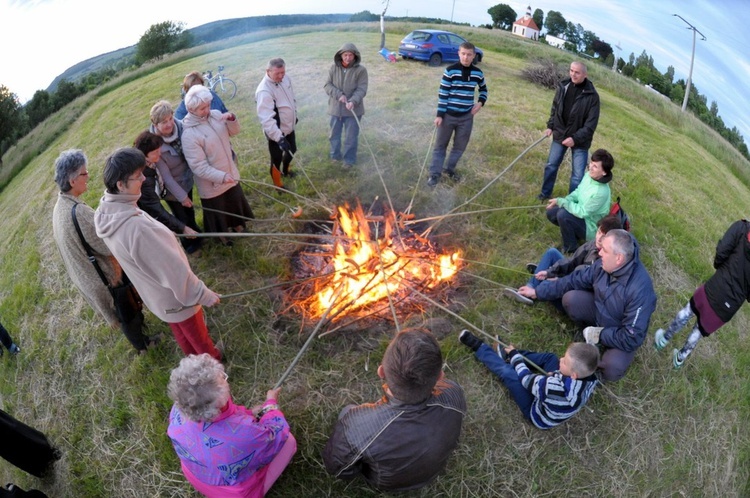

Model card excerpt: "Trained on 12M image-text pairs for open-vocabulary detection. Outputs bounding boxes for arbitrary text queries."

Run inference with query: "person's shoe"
[343,163,353,169]
[8,344,21,355]
[444,170,461,182]
[282,170,297,178]
[427,175,440,187]
[503,288,533,305]
[459,330,483,352]
[654,328,669,352]
[537,193,549,201]
[492,336,508,362]
[672,349,685,369]
[525,263,538,274]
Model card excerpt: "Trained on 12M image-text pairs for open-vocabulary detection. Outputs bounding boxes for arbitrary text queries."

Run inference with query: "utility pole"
[451,0,456,23]
[673,14,706,113]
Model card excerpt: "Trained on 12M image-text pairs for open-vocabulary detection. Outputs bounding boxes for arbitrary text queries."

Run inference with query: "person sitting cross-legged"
[459,330,599,429]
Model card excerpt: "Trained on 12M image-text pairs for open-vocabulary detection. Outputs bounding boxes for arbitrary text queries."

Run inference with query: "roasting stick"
[404,204,545,225]
[405,125,438,216]
[239,178,333,215]
[273,284,346,389]
[373,222,401,333]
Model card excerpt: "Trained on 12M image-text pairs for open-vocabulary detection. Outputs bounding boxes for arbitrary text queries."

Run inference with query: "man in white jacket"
[255,58,298,190]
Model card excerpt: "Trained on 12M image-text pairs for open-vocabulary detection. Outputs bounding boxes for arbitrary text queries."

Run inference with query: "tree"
[25,90,53,129]
[532,8,543,30]
[544,10,567,36]
[664,65,675,85]
[487,4,517,31]
[380,0,390,49]
[592,39,613,60]
[52,80,83,111]
[350,10,378,22]
[564,22,580,52]
[0,85,24,155]
[136,21,192,64]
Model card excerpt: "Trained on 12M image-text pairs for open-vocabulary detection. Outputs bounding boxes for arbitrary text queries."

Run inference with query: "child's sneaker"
[458,330,483,352]
[654,328,669,352]
[503,288,533,305]
[672,349,685,369]
[525,263,538,274]
[492,336,508,362]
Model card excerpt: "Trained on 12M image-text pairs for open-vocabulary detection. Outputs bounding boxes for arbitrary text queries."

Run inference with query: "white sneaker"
[503,288,533,305]
[654,328,669,352]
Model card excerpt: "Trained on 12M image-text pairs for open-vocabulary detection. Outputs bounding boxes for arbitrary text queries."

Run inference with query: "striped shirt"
[510,352,597,429]
[436,62,488,117]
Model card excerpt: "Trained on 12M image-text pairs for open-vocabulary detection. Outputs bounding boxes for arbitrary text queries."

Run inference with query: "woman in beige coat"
[52,149,155,353]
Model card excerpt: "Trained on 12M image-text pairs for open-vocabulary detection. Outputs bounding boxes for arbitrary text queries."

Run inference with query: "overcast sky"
[1,0,748,141]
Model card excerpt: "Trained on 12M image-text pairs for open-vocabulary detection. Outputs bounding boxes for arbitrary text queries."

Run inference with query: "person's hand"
[471,102,482,115]
[503,344,515,355]
[562,137,575,148]
[278,136,291,152]
[546,198,558,210]
[266,387,281,401]
[338,95,348,104]
[203,290,221,307]
[517,286,536,300]
[183,226,198,238]
[222,112,236,121]
[535,270,548,280]
[223,174,235,184]
[345,101,354,111]
[544,128,553,137]
[181,197,193,208]
[434,117,443,127]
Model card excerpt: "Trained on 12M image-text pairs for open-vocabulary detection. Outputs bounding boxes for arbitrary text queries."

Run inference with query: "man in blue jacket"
[518,229,656,381]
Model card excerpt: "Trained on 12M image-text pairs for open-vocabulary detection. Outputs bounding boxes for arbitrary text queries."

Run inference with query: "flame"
[310,202,461,318]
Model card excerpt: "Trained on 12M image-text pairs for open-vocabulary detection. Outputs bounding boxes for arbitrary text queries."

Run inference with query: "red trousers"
[169,307,221,360]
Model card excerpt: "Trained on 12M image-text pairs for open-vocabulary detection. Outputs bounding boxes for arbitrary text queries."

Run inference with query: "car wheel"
[428,53,442,67]
[474,54,482,64]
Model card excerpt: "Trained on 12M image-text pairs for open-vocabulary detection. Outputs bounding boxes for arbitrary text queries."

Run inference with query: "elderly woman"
[182,85,253,244]
[94,147,222,360]
[149,100,202,254]
[545,148,614,253]
[174,70,229,120]
[51,149,154,353]
[167,354,296,497]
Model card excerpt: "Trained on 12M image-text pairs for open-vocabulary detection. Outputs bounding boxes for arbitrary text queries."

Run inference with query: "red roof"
[514,17,540,31]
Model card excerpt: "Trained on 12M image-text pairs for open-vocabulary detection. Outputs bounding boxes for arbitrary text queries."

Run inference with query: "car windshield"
[407,31,432,42]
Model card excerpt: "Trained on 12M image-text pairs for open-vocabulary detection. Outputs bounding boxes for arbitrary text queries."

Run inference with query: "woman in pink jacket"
[182,85,253,246]
[167,354,296,497]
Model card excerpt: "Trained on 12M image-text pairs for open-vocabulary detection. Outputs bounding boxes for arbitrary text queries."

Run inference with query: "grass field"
[1,23,750,497]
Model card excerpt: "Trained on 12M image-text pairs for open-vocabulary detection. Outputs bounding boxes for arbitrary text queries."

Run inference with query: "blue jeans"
[546,206,587,253]
[329,115,360,165]
[527,248,564,288]
[540,140,589,197]
[430,112,474,176]
[475,344,559,422]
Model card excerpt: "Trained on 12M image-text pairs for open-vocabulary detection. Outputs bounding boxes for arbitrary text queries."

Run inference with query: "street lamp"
[673,14,706,113]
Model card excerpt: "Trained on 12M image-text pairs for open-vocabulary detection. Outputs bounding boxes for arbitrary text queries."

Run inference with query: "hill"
[2,23,750,497]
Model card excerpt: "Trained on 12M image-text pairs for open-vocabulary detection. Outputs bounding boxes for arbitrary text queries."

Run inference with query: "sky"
[1,0,748,140]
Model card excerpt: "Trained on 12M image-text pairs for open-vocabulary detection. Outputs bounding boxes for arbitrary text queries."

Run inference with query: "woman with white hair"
[51,149,154,353]
[182,85,253,246]
[167,354,296,497]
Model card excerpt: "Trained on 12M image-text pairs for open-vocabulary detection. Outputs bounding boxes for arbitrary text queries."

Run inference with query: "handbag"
[71,203,143,324]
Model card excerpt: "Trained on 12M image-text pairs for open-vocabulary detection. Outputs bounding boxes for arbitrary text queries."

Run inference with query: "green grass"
[2,23,750,497]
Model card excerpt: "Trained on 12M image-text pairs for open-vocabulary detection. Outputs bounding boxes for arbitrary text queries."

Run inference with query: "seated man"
[322,329,466,492]
[459,331,599,429]
[505,214,622,306]
[514,229,656,382]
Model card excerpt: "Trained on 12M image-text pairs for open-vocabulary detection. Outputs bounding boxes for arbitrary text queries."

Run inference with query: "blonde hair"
[182,71,206,94]
[150,100,174,125]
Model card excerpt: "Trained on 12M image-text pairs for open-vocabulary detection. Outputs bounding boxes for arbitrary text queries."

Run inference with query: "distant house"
[546,34,566,49]
[512,6,540,41]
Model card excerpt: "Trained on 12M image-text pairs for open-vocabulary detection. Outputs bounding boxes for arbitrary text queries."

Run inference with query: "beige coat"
[52,192,121,326]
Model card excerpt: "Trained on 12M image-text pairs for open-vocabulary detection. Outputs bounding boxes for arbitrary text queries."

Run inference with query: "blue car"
[398,29,483,67]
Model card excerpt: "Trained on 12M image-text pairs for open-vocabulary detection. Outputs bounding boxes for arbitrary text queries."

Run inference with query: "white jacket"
[255,73,297,142]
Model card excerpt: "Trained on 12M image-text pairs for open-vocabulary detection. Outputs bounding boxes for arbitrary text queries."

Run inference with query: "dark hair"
[459,41,475,53]
[591,149,614,175]
[597,214,622,233]
[54,149,87,193]
[103,147,146,194]
[382,329,443,404]
[566,343,599,378]
[133,130,164,157]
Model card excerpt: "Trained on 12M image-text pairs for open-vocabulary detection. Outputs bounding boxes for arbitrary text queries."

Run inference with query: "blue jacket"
[536,235,656,353]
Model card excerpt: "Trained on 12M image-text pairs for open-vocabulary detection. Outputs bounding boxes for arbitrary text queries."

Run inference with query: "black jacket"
[704,220,750,322]
[546,77,600,150]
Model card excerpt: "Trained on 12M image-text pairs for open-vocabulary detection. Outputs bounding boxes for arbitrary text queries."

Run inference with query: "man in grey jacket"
[322,329,466,492]
[324,42,368,168]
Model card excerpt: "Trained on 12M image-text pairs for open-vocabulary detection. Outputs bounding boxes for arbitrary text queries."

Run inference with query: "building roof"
[514,17,540,31]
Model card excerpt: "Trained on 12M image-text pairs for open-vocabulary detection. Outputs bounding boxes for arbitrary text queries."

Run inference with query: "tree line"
[486,4,748,159]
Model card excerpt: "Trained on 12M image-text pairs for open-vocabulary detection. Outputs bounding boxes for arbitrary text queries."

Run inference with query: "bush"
[520,58,563,89]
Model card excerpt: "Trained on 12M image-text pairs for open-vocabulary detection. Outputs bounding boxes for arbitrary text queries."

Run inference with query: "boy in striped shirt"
[459,330,598,429]
[427,42,487,187]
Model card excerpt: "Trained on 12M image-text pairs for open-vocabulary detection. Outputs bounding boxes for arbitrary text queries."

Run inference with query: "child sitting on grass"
[459,330,598,429]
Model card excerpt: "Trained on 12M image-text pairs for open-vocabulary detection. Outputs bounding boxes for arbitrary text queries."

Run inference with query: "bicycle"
[203,65,237,101]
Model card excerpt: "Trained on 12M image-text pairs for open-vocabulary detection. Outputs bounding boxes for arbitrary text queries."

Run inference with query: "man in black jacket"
[538,61,600,200]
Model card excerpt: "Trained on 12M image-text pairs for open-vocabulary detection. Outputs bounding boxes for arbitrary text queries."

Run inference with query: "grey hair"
[167,353,230,422]
[571,61,588,74]
[606,229,634,261]
[150,100,174,125]
[54,149,88,193]
[267,57,286,70]
[184,85,213,113]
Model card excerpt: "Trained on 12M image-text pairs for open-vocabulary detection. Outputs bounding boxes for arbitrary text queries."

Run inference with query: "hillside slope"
[1,25,750,497]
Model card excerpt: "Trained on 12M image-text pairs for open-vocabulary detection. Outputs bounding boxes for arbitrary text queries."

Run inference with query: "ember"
[292,202,461,320]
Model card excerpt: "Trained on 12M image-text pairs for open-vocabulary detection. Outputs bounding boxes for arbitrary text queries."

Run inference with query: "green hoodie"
[556,172,611,240]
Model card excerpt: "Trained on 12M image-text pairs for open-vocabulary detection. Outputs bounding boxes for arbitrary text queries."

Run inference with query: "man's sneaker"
[537,193,549,201]
[444,170,461,182]
[503,288,533,305]
[427,175,440,187]
[458,330,483,352]
[672,349,685,369]
[654,328,669,352]
[525,263,538,274]
[8,344,20,355]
